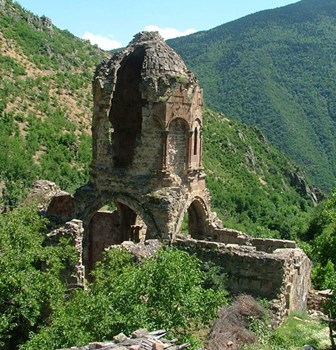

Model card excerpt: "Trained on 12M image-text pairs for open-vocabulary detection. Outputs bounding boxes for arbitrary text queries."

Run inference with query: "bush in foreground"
[22,247,227,350]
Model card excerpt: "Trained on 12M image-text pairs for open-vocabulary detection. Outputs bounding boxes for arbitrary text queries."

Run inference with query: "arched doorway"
[85,199,148,274]
[182,198,209,239]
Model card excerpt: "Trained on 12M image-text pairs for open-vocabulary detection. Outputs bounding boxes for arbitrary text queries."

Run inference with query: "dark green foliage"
[22,248,226,350]
[0,204,75,349]
[295,187,336,322]
[0,205,226,349]
[169,0,336,192]
[302,189,336,291]
[203,109,315,238]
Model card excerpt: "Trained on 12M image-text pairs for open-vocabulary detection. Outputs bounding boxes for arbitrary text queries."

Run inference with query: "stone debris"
[58,329,190,350]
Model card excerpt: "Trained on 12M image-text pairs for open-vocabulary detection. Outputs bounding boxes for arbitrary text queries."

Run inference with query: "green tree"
[310,190,336,318]
[0,204,74,349]
[24,248,227,350]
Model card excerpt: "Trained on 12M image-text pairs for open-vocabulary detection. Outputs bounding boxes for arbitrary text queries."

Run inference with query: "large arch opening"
[109,47,145,168]
[85,199,148,274]
[181,198,209,239]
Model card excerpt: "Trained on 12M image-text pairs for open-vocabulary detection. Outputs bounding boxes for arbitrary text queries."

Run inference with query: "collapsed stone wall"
[43,210,311,320]
[174,237,311,319]
[46,219,85,288]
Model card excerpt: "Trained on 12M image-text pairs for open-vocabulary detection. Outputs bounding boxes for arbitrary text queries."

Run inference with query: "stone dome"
[128,31,189,78]
[94,31,198,102]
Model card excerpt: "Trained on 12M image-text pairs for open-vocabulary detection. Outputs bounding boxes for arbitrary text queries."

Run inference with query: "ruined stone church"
[42,31,311,318]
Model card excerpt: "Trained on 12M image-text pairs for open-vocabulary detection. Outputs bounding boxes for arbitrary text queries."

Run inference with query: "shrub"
[23,247,227,350]
[0,204,74,349]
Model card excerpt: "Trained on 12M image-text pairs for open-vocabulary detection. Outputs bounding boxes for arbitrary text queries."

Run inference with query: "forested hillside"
[0,0,318,239]
[1,1,336,349]
[0,0,108,207]
[169,0,336,192]
[203,108,318,239]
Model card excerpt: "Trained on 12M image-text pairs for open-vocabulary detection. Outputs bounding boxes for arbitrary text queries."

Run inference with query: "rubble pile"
[58,329,190,350]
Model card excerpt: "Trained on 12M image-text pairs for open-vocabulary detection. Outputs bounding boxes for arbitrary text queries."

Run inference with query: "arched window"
[193,127,198,155]
[182,198,208,239]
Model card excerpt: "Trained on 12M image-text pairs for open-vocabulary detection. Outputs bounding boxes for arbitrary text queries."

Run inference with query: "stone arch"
[167,117,189,175]
[113,194,158,240]
[83,193,159,274]
[109,47,145,168]
[175,196,210,240]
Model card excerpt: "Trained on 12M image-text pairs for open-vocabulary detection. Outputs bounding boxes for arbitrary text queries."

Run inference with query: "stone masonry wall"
[167,118,188,176]
[174,237,311,318]
[86,210,121,271]
[209,227,297,252]
[46,220,85,288]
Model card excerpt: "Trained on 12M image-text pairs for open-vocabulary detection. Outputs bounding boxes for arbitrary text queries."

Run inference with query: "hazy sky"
[17,0,299,50]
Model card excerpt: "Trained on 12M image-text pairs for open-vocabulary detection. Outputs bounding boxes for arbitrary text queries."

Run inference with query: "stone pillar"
[199,130,203,168]
[187,130,193,169]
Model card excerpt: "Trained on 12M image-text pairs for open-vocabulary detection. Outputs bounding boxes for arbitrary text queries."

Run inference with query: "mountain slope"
[0,0,108,206]
[0,0,318,238]
[168,0,336,192]
[203,108,318,238]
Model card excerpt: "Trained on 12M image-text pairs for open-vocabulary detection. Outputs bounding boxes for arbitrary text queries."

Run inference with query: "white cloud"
[144,25,197,40]
[82,32,122,50]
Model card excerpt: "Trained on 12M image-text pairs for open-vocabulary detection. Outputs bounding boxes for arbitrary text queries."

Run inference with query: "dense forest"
[169,0,336,193]
[0,0,336,349]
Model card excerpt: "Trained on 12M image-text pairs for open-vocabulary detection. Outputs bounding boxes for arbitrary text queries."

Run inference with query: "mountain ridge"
[0,0,318,238]
[168,0,336,192]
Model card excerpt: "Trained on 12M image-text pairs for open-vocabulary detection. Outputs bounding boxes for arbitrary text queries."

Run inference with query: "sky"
[17,0,299,50]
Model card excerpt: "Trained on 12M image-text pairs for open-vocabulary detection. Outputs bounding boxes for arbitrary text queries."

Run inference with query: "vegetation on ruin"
[0,205,227,349]
[0,204,76,349]
[1,0,336,348]
[169,0,336,193]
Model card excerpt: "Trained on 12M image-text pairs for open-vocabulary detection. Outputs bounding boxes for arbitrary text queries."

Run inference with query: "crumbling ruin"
[43,31,311,317]
[73,31,214,271]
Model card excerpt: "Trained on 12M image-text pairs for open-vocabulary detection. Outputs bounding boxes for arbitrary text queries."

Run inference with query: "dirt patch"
[0,32,53,78]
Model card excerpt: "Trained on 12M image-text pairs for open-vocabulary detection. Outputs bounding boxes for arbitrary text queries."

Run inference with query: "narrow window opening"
[193,127,198,155]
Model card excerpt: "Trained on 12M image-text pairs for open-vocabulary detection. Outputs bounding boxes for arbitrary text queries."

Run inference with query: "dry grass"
[206,295,268,350]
